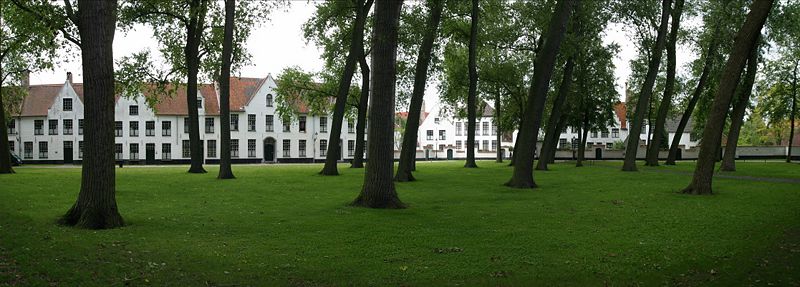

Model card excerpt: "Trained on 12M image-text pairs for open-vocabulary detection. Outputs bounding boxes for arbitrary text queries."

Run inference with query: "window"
[482,140,489,151]
[348,119,354,133]
[129,105,138,115]
[248,139,256,157]
[641,126,647,134]
[197,97,203,109]
[439,144,445,151]
[474,140,479,150]
[146,121,155,136]
[456,140,462,150]
[78,119,84,135]
[607,143,613,149]
[115,121,123,137]
[690,132,698,142]
[348,140,355,156]
[320,139,328,157]
[475,122,480,135]
[299,140,307,157]
[320,117,328,133]
[299,116,307,132]
[63,119,73,135]
[63,98,73,111]
[130,121,139,137]
[79,141,84,158]
[48,120,58,135]
[230,114,239,131]
[283,120,291,132]
[184,117,190,133]
[439,130,446,140]
[231,139,239,158]
[456,122,462,136]
[266,94,273,107]
[34,120,43,135]
[559,138,568,149]
[207,140,216,158]
[7,119,15,134]
[205,117,215,133]
[482,122,489,136]
[282,139,290,157]
[435,117,440,124]
[182,140,190,158]
[248,114,256,132]
[162,121,172,136]
[611,128,619,138]
[115,144,122,160]
[265,115,274,132]
[24,142,33,159]
[426,130,433,140]
[591,131,598,138]
[9,141,14,153]
[162,143,171,160]
[587,142,593,148]
[130,143,139,160]
[39,142,47,158]
[492,140,497,151]
[601,130,609,138]
[492,123,497,135]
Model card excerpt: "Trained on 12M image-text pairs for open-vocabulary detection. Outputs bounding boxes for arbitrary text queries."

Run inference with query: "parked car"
[9,151,22,166]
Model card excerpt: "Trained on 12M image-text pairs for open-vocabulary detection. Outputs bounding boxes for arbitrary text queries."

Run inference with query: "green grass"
[1,161,799,286]
[591,160,800,179]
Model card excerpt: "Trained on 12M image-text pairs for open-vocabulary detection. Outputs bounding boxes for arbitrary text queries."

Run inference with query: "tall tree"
[645,0,684,166]
[352,0,405,208]
[395,0,444,182]
[505,0,575,188]
[621,0,671,171]
[720,38,759,171]
[682,0,773,195]
[217,0,235,179]
[464,0,480,168]
[351,50,370,168]
[536,58,574,171]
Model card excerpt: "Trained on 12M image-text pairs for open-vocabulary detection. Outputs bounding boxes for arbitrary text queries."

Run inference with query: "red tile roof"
[17,84,63,117]
[614,102,627,129]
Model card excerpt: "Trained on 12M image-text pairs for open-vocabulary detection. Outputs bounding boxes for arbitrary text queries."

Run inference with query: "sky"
[28,2,699,109]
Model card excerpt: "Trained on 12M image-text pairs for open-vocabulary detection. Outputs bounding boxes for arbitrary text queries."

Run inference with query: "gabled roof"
[230,77,265,112]
[143,84,219,116]
[16,84,63,117]
[665,117,693,133]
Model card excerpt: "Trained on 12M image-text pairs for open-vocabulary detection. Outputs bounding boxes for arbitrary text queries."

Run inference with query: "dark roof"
[665,117,693,133]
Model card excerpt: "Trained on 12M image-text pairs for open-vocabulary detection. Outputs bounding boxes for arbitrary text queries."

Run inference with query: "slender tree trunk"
[395,0,444,181]
[217,0,235,179]
[646,0,684,166]
[464,0,480,168]
[59,0,124,229]
[577,116,589,167]
[351,54,370,168]
[0,91,13,174]
[351,0,405,209]
[508,121,521,166]
[495,95,502,163]
[536,58,575,171]
[682,0,772,195]
[321,0,373,175]
[788,62,797,163]
[505,0,575,188]
[720,40,759,171]
[186,0,208,174]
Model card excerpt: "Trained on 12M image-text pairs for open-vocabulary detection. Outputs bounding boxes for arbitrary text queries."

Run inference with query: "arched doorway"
[263,137,276,162]
[447,149,453,160]
[595,148,602,159]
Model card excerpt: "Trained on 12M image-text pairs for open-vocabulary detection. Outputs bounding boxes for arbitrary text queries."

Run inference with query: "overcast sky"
[29,2,698,109]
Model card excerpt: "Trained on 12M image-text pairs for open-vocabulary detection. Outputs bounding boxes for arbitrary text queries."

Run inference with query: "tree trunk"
[217,0,236,179]
[682,0,772,195]
[623,0,671,171]
[495,94,502,163]
[0,91,13,174]
[505,0,575,188]
[508,121,521,166]
[720,39,759,171]
[351,54,370,168]
[536,57,574,171]
[395,0,444,181]
[788,62,797,163]
[186,0,208,174]
[646,0,684,166]
[577,116,589,167]
[464,0,480,168]
[351,0,405,209]
[321,0,373,176]
[59,0,124,229]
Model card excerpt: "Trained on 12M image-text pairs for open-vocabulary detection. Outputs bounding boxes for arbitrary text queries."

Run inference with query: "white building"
[6,72,362,164]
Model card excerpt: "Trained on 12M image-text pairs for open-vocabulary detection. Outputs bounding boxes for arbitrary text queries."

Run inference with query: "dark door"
[63,141,73,164]
[146,143,155,164]
[425,149,430,160]
[447,149,453,160]
[595,148,602,159]
[264,143,274,161]
[676,149,683,160]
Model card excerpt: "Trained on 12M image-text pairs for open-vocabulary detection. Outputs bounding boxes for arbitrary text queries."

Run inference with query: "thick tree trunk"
[321,0,373,176]
[646,0,684,166]
[217,0,235,179]
[0,91,13,174]
[788,63,797,163]
[577,117,589,167]
[351,55,370,168]
[495,95,502,163]
[395,0,444,181]
[536,58,574,171]
[464,0,480,168]
[720,40,759,171]
[59,0,124,229]
[622,0,671,171]
[186,0,208,174]
[505,0,575,188]
[351,0,405,209]
[682,0,772,195]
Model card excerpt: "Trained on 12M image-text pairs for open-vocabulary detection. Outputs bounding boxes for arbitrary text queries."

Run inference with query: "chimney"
[22,70,30,90]
[66,72,73,84]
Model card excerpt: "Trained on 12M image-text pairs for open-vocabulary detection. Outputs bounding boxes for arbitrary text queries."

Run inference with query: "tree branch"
[10,0,81,46]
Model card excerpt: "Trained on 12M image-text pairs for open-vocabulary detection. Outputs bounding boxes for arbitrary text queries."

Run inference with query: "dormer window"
[197,97,203,109]
[435,117,440,124]
[129,105,139,115]
[266,94,273,107]
[63,98,73,111]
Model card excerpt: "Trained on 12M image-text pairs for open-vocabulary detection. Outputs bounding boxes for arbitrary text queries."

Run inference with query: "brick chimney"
[66,72,73,84]
[22,70,30,90]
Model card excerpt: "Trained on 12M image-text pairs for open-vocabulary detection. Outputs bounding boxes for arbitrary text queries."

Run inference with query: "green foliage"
[273,66,360,122]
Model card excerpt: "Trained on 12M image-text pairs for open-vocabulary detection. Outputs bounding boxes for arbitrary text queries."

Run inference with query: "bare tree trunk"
[788,62,797,163]
[217,0,235,179]
[577,116,589,167]
[682,0,772,195]
[321,0,373,175]
[351,0,405,209]
[720,39,759,171]
[395,0,444,181]
[622,0,671,171]
[646,0,684,166]
[0,91,13,174]
[464,0,480,168]
[536,58,574,171]
[505,0,575,188]
[60,0,124,229]
[186,0,208,174]
[508,121,521,166]
[495,94,502,163]
[351,54,370,168]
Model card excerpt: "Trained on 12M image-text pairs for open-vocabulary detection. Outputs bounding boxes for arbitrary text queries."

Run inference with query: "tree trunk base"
[59,204,124,229]
[664,160,676,165]
[621,162,638,171]
[464,161,478,168]
[188,165,207,174]
[504,177,537,189]
[534,162,548,171]
[394,170,416,182]
[319,166,340,176]
[576,161,583,167]
[217,173,236,179]
[680,184,713,195]
[350,194,406,209]
[644,160,659,167]
[0,168,15,174]
[719,164,735,172]
[496,159,503,163]
[350,162,364,168]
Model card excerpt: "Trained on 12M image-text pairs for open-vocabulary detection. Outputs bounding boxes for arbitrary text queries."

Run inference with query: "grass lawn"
[1,161,799,286]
